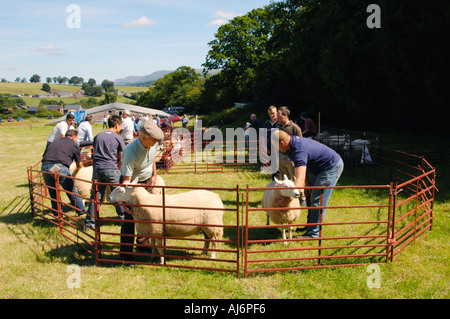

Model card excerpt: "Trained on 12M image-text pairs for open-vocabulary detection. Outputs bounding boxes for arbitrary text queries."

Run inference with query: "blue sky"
[0,0,273,83]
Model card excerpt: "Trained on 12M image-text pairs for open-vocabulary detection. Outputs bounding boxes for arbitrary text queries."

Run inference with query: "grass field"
[0,119,448,299]
[0,82,146,106]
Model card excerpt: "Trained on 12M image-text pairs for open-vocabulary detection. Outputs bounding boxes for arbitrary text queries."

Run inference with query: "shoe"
[82,220,95,230]
[77,210,86,217]
[120,254,135,263]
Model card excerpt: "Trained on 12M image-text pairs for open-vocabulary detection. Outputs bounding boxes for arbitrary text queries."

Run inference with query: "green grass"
[0,119,448,299]
[0,82,145,106]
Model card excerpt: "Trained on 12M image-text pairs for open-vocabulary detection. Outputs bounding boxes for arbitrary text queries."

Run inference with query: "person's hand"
[146,175,157,192]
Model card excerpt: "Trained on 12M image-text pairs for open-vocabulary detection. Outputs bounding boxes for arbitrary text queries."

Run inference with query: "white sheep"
[262,175,302,244]
[69,162,165,200]
[109,180,224,264]
[69,163,93,199]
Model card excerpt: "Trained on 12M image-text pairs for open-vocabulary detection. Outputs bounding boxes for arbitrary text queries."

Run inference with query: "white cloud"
[208,10,243,26]
[35,45,64,55]
[123,16,157,28]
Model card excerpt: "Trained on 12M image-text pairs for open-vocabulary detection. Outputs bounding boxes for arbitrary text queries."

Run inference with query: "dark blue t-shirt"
[42,137,81,168]
[92,130,125,170]
[287,136,341,175]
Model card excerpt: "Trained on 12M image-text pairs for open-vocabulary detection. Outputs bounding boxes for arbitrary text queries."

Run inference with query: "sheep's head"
[274,175,300,199]
[108,178,139,203]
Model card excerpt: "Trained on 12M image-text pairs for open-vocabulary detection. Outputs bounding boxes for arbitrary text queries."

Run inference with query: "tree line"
[137,0,449,135]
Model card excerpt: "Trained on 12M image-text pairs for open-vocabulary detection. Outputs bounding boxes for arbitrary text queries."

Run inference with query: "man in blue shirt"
[84,115,125,229]
[274,130,344,238]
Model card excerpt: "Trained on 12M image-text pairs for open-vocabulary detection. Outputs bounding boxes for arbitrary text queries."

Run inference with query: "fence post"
[244,184,249,279]
[414,177,420,246]
[162,186,167,265]
[93,180,101,265]
[318,189,324,266]
[27,167,35,216]
[55,171,63,233]
[236,184,240,279]
[430,169,436,231]
[389,182,398,262]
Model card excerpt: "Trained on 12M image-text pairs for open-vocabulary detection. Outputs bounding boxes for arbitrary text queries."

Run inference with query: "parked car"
[0,118,4,123]
[48,114,54,119]
[17,117,23,122]
[7,117,13,122]
[169,115,182,122]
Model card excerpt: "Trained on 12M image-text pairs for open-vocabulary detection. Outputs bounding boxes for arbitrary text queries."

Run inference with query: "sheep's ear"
[283,174,289,181]
[274,177,281,184]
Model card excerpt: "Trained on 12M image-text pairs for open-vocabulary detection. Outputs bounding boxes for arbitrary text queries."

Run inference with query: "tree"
[136,66,201,110]
[101,80,115,93]
[88,78,96,86]
[0,94,17,113]
[82,83,103,97]
[101,93,117,105]
[29,74,41,83]
[42,83,51,93]
[68,76,84,85]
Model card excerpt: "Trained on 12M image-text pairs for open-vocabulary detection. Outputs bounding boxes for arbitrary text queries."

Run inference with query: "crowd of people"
[42,110,172,262]
[41,106,341,263]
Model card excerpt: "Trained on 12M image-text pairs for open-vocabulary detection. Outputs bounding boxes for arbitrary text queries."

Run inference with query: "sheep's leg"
[282,227,288,245]
[266,213,270,225]
[154,238,164,264]
[202,229,219,259]
[288,226,293,240]
[202,231,210,256]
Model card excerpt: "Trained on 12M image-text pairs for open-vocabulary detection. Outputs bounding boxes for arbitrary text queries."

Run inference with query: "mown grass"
[0,119,448,299]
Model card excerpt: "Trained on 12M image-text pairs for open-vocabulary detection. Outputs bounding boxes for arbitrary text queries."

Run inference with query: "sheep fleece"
[128,187,224,239]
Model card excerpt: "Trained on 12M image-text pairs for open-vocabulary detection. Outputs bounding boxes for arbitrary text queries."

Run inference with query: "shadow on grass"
[0,193,94,266]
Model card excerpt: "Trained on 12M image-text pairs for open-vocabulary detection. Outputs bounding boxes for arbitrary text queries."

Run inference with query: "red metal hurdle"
[27,142,436,278]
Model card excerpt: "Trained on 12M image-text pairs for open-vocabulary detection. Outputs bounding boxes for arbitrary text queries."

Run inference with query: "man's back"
[93,130,125,170]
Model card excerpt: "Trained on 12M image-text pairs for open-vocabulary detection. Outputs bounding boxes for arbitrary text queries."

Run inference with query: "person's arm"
[294,166,307,195]
[148,161,158,187]
[72,161,84,177]
[87,125,94,141]
[117,151,123,170]
[122,175,132,184]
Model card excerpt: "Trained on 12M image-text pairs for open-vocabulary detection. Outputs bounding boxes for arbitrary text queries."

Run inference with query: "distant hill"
[114,70,173,86]
[114,68,221,86]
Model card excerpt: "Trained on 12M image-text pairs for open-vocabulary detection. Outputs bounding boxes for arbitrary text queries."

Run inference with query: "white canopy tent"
[46,102,170,125]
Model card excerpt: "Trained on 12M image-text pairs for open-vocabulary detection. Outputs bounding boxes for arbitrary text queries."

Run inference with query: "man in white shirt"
[47,113,76,147]
[77,115,94,143]
[120,110,135,145]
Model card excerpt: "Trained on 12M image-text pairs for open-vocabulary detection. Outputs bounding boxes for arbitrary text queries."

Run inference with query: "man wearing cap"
[121,110,135,145]
[119,119,165,262]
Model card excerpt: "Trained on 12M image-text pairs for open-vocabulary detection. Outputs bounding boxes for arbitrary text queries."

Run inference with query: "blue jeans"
[85,168,124,226]
[41,163,87,217]
[305,159,344,238]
